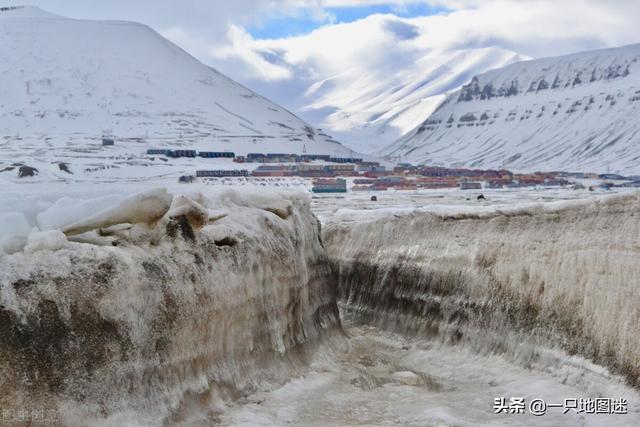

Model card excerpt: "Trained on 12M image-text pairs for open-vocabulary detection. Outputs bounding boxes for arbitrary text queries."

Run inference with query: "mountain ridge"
[381,43,640,173]
[0,6,350,155]
[297,43,525,153]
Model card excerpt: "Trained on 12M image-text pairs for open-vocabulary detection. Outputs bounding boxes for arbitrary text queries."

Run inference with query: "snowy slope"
[302,46,525,153]
[382,44,640,174]
[0,6,349,156]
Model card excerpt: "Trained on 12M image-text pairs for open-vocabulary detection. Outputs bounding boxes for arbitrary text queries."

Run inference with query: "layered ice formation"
[0,187,342,425]
[3,185,640,425]
[324,192,640,387]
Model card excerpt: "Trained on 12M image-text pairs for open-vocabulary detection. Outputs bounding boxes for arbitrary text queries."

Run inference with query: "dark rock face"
[58,163,72,174]
[18,166,38,178]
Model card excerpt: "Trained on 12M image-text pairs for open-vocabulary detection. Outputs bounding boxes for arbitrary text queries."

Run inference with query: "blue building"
[147,149,173,156]
[170,150,197,158]
[199,151,235,158]
[196,170,249,178]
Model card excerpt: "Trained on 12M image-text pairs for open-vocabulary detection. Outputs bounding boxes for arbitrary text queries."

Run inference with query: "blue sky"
[248,3,448,39]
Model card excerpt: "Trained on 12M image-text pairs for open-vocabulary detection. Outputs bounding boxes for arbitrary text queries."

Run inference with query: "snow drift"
[324,192,640,386]
[0,187,341,425]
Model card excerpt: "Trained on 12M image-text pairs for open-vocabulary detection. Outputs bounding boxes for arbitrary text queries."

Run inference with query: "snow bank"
[0,187,342,425]
[0,212,32,253]
[60,188,173,236]
[24,230,68,253]
[324,191,640,386]
[36,194,124,231]
[215,186,305,219]
[330,191,634,223]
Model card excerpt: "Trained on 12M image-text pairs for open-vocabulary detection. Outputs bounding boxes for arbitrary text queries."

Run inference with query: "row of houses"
[195,170,248,178]
[351,174,571,192]
[244,152,364,164]
[391,165,512,179]
[146,149,365,166]
[147,149,235,158]
[480,177,571,189]
[251,163,359,178]
[312,178,347,193]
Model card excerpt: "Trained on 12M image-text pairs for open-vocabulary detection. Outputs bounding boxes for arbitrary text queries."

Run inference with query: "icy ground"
[1,182,637,425]
[221,322,640,426]
[310,186,629,223]
[1,180,627,253]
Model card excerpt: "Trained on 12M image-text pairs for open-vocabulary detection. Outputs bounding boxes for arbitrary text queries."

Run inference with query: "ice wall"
[324,193,640,386]
[0,188,341,426]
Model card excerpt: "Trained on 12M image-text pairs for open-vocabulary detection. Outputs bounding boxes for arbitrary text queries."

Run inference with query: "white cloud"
[178,0,640,151]
[201,0,640,89]
[213,25,294,81]
[196,0,640,93]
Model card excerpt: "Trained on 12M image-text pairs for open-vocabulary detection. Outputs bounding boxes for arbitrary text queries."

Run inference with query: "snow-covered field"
[1,177,625,254]
[311,185,629,222]
[0,147,302,189]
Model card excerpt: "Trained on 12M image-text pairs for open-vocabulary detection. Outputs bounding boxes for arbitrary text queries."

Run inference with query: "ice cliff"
[0,187,341,426]
[324,193,640,386]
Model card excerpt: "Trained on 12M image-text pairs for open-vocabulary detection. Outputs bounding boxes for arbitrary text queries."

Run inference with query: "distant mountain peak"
[0,8,350,155]
[381,43,640,174]
[298,45,525,153]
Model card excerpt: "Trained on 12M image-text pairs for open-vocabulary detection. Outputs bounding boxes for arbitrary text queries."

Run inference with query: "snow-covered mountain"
[382,44,640,174]
[0,6,349,155]
[300,46,525,153]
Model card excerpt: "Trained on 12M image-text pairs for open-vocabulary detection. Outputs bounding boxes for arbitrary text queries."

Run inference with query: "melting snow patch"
[0,212,33,254]
[36,194,124,231]
[24,230,67,253]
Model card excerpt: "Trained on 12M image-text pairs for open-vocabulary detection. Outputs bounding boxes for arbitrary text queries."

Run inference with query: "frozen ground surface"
[233,186,640,426]
[1,179,624,235]
[221,322,640,426]
[310,186,629,223]
[1,181,637,425]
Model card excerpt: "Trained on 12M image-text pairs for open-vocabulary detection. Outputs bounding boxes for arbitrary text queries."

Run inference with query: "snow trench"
[323,192,640,387]
[0,188,342,426]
